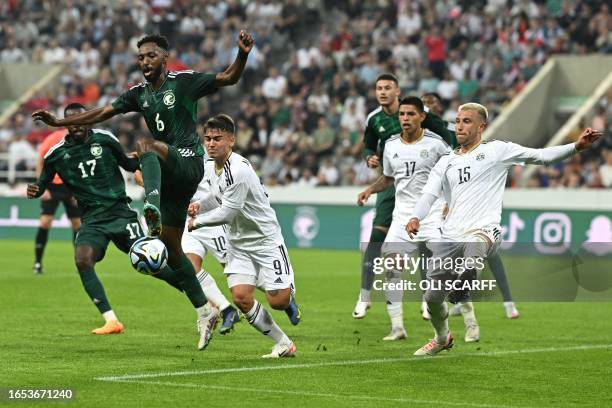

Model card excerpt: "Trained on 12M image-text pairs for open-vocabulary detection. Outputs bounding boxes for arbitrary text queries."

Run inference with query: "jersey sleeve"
[383,146,393,177]
[221,164,250,210]
[183,72,218,100]
[422,112,457,148]
[362,117,378,159]
[498,141,577,167]
[111,87,141,114]
[102,131,140,172]
[35,159,57,197]
[422,157,445,198]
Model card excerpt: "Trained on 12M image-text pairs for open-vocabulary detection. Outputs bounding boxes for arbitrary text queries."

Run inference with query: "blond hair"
[458,103,488,123]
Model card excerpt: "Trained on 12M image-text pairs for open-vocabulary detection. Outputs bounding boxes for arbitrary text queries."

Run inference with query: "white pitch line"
[110,379,516,408]
[95,343,612,382]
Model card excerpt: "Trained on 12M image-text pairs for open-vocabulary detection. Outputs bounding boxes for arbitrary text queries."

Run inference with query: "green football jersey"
[112,70,218,157]
[363,106,403,160]
[363,106,458,163]
[36,129,139,219]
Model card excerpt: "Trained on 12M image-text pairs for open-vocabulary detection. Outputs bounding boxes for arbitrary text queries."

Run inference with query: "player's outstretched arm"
[32,105,118,127]
[214,30,254,87]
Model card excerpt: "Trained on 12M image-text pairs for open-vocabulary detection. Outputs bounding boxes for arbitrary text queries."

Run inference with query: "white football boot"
[504,302,520,319]
[197,303,219,350]
[383,326,408,341]
[262,341,297,358]
[352,295,371,319]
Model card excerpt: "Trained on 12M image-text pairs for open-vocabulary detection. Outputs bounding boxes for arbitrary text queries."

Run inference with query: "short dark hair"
[205,114,235,134]
[375,73,398,86]
[137,34,170,50]
[422,92,442,103]
[64,102,86,115]
[399,96,424,113]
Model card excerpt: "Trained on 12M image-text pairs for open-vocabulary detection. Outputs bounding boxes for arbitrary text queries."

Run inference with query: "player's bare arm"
[357,175,394,206]
[32,105,117,127]
[215,30,254,87]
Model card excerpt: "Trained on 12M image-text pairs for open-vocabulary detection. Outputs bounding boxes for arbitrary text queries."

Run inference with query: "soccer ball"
[129,237,168,275]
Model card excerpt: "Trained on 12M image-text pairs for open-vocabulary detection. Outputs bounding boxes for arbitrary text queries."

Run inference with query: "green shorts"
[76,203,144,262]
[160,146,204,228]
[373,185,395,228]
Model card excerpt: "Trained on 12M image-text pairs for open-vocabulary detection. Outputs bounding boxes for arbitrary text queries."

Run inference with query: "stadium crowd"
[0,0,610,188]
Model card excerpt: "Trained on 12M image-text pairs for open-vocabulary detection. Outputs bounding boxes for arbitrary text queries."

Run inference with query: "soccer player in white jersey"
[188,114,301,358]
[407,103,602,356]
[358,97,453,341]
[182,152,241,334]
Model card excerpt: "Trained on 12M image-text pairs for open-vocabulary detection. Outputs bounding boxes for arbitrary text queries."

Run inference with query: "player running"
[188,114,301,358]
[358,97,451,341]
[27,103,217,348]
[31,32,254,349]
[407,103,602,356]
[33,129,81,274]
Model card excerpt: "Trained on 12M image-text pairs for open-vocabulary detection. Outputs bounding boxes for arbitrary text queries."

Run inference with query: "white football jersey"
[203,152,283,250]
[192,159,221,213]
[383,130,450,224]
[423,140,564,238]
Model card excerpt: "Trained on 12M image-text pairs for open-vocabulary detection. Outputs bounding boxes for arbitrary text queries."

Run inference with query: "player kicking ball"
[27,103,216,343]
[407,103,602,356]
[188,114,301,358]
[32,32,255,350]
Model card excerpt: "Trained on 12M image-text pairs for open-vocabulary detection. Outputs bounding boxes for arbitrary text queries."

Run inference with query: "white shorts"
[427,225,502,279]
[181,224,228,264]
[382,218,441,255]
[225,242,296,293]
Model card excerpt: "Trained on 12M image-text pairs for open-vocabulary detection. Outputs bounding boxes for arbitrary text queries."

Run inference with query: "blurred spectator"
[0,0,610,189]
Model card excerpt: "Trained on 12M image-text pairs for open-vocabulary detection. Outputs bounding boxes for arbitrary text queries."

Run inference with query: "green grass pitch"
[1,240,611,407]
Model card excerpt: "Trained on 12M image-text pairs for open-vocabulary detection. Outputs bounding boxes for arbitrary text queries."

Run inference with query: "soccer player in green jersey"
[27,103,217,344]
[32,31,254,348]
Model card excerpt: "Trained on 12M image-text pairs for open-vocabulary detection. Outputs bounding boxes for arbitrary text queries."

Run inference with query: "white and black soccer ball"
[129,237,168,275]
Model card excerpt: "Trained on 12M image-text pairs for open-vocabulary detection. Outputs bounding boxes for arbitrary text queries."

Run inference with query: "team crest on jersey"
[163,91,175,107]
[63,153,71,159]
[90,143,103,157]
[420,149,429,158]
[476,153,485,161]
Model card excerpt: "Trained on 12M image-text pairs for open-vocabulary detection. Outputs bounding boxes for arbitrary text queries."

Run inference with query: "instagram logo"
[534,213,572,254]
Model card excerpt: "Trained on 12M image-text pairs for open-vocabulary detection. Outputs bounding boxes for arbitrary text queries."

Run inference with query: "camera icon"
[534,212,572,254]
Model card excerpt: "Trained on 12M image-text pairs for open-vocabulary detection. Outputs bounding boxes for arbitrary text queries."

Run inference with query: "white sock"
[386,302,404,329]
[428,302,449,343]
[384,269,404,328]
[460,301,477,325]
[102,310,118,322]
[245,300,290,344]
[360,288,371,302]
[197,270,231,311]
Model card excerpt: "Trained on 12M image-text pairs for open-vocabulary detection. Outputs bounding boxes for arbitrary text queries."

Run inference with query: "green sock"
[140,152,161,208]
[488,253,513,302]
[78,267,111,313]
[151,266,183,292]
[361,227,387,301]
[168,254,208,308]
